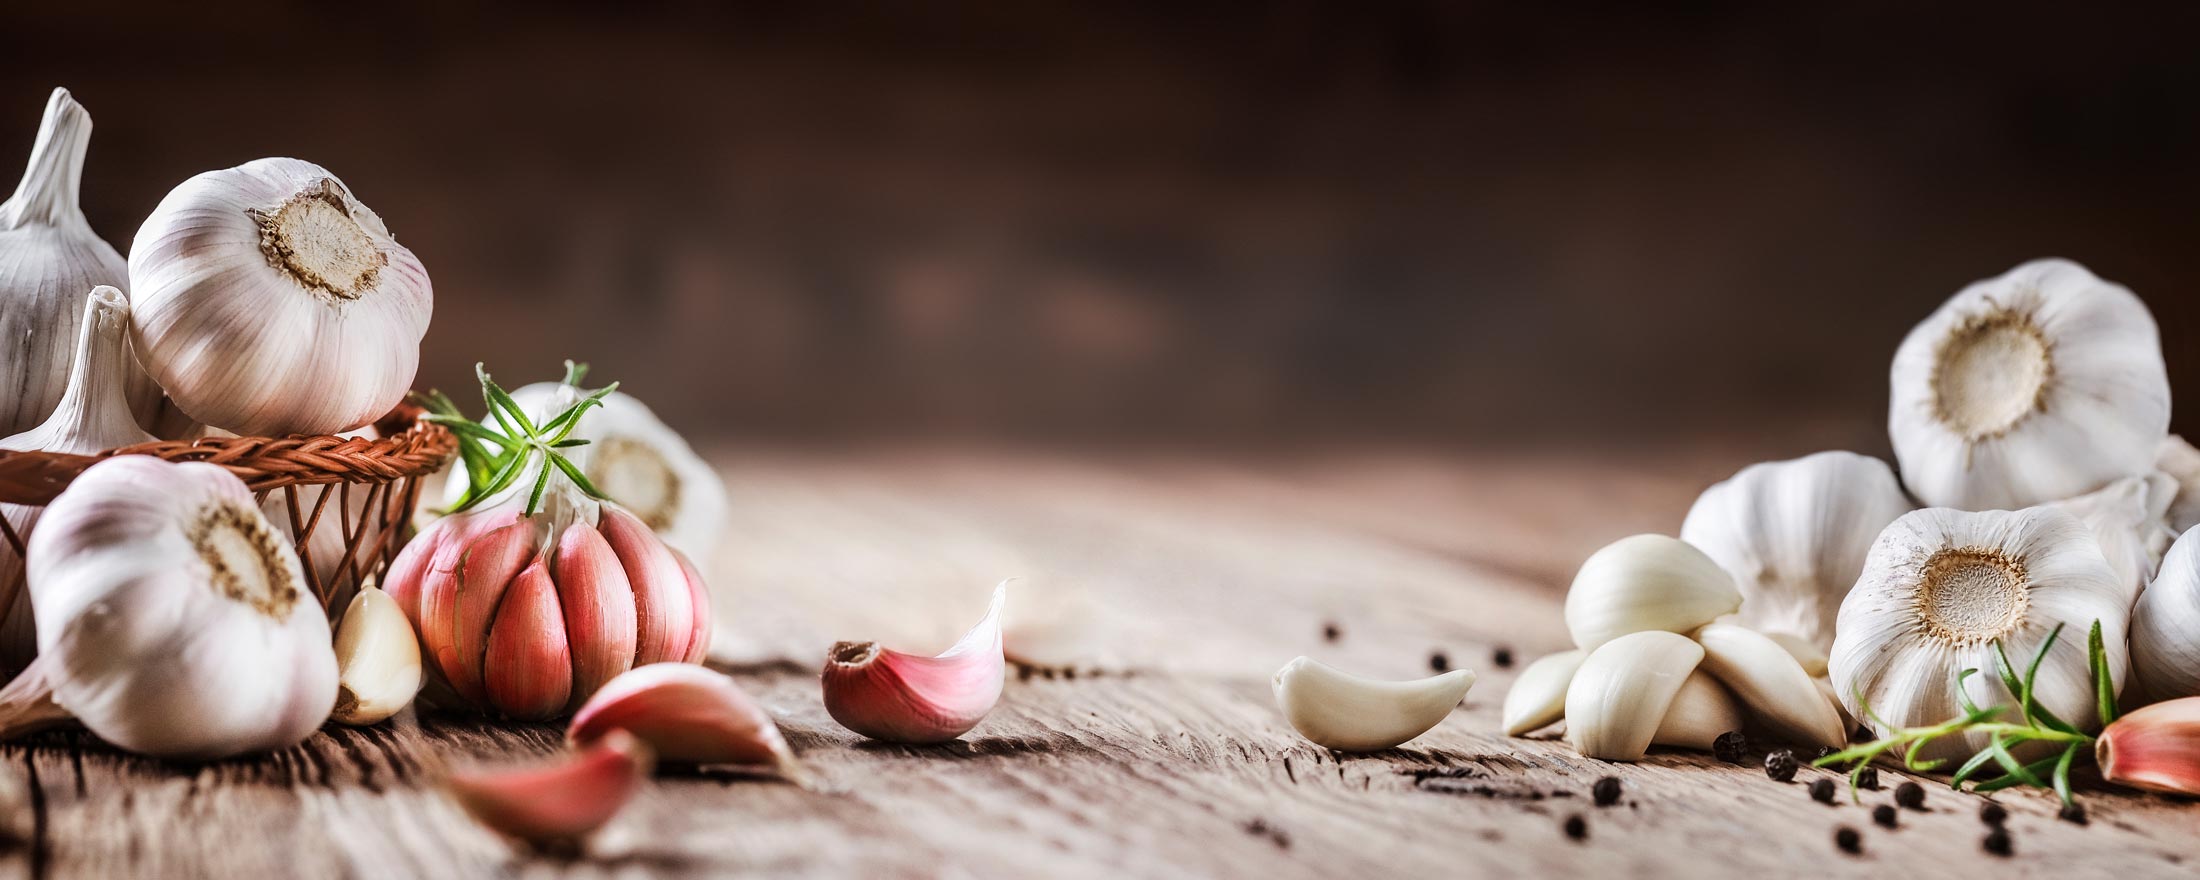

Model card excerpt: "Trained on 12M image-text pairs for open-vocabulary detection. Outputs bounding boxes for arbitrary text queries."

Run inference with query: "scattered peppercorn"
[1895,781,1925,810]
[1983,827,2012,857]
[1979,802,2007,826]
[1322,622,1341,642]
[2059,802,2088,825]
[1815,746,1838,761]
[1872,804,1898,828]
[1492,647,1515,668]
[1834,826,1862,855]
[1856,767,1880,790]
[1563,814,1588,841]
[1593,776,1622,807]
[1429,652,1450,673]
[1712,731,1747,764]
[1765,749,1798,782]
[1810,778,1837,804]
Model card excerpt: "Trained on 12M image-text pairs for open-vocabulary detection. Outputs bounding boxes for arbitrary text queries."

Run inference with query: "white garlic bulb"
[26,456,337,758]
[2129,525,2200,705]
[2044,472,2177,597]
[130,158,432,436]
[2158,436,2200,534]
[1563,534,1740,651]
[1888,258,2170,510]
[0,286,156,674]
[1828,507,2130,762]
[1679,451,1911,651]
[0,89,163,436]
[502,381,726,564]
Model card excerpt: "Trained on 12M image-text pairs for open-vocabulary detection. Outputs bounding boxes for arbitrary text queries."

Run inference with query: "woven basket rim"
[0,404,455,506]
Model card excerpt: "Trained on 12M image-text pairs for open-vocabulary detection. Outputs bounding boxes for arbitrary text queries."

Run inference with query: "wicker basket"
[0,405,456,618]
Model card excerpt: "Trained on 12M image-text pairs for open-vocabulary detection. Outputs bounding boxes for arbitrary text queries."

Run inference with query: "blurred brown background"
[5,2,2199,451]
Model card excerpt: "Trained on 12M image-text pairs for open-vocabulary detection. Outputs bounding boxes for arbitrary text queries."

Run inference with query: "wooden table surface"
[4,446,2197,878]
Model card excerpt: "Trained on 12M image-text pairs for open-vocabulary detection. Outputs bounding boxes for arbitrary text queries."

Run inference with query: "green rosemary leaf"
[2052,743,2077,805]
[1852,683,1894,731]
[1949,748,1999,789]
[562,360,590,387]
[476,363,539,436]
[525,455,553,515]
[1814,744,1885,767]
[1972,753,2061,793]
[1956,668,1984,715]
[541,382,621,444]
[451,442,534,514]
[2090,620,2118,727]
[550,438,591,448]
[1998,630,2078,735]
[420,415,517,449]
[548,452,609,500]
[1983,734,2047,789]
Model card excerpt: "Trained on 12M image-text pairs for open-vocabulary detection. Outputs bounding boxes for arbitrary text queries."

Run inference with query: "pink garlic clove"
[553,523,639,706]
[821,581,1008,744]
[600,505,696,665]
[446,729,654,847]
[483,560,575,720]
[2099,697,2200,796]
[672,549,712,664]
[568,663,806,782]
[421,516,532,705]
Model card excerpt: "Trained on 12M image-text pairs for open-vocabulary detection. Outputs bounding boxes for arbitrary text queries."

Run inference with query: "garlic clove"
[1001,575,1122,672]
[1272,658,1475,752]
[822,581,1008,743]
[482,561,574,720]
[446,729,653,847]
[1564,534,1741,651]
[599,505,698,666]
[1680,452,1910,651]
[2130,523,2200,705]
[568,663,806,783]
[2096,697,2200,796]
[671,550,712,664]
[331,587,422,726]
[1564,631,1705,761]
[1694,623,1846,749]
[1889,258,2170,510]
[2045,471,2178,599]
[1650,670,1744,751]
[550,523,639,705]
[1814,676,1855,732]
[418,513,531,706]
[1765,631,1829,678]
[2159,435,2200,534]
[1500,649,1583,737]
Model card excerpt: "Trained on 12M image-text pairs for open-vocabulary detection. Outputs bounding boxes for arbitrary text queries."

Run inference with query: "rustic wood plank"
[0,448,2193,878]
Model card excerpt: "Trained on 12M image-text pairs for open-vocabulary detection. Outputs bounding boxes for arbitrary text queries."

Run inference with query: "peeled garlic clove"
[1830,507,2130,763]
[2096,697,2200,796]
[332,587,422,726]
[1890,258,2169,510]
[569,663,806,782]
[446,729,653,847]
[823,581,1008,743]
[1564,534,1740,651]
[1694,623,1846,750]
[2130,524,2200,705]
[1766,631,1828,678]
[1651,670,1743,751]
[2159,436,2200,534]
[1679,452,1910,651]
[2045,471,2178,598]
[129,159,432,436]
[1501,649,1582,737]
[1815,676,1855,731]
[1565,631,1704,761]
[1272,657,1474,752]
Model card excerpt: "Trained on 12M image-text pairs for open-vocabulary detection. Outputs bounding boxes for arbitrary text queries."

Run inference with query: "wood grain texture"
[2,447,2196,878]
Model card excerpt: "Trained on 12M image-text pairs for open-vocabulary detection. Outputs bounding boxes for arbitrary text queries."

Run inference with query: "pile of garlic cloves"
[1505,258,2200,791]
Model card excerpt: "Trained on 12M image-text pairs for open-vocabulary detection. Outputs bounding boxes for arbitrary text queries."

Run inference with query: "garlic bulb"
[129,158,431,436]
[2044,472,2177,596]
[23,456,337,758]
[0,89,162,436]
[0,286,156,674]
[1889,258,2169,510]
[502,381,726,564]
[1828,507,2130,762]
[1680,452,1911,651]
[2158,436,2200,534]
[2129,524,2200,704]
[1563,534,1740,651]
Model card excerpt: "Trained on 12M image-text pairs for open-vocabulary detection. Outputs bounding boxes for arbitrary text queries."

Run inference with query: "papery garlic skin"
[2129,524,2200,705]
[1566,631,1703,761]
[2157,436,2200,534]
[1564,535,1740,651]
[0,89,163,436]
[2096,697,2200,796]
[1694,623,1846,749]
[1889,258,2170,510]
[1829,507,2130,763]
[331,587,422,726]
[0,286,156,675]
[1272,658,1474,752]
[823,582,1007,743]
[502,384,727,565]
[1650,670,1743,751]
[26,457,337,758]
[1500,649,1582,737]
[1680,452,1911,651]
[2045,472,2177,597]
[129,158,431,436]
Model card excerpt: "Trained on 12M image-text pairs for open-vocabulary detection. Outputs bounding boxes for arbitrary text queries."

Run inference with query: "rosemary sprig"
[416,363,617,515]
[1813,621,2112,807]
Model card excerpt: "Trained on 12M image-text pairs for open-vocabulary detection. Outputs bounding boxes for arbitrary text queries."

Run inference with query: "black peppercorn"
[1592,776,1622,807]
[1712,731,1747,764]
[1979,802,2007,826]
[1810,778,1837,804]
[1493,647,1514,668]
[1835,826,1862,855]
[1872,804,1898,828]
[1765,749,1798,782]
[1322,622,1341,642]
[1983,827,2012,857]
[1856,767,1880,790]
[1563,814,1587,841]
[1429,652,1449,673]
[1815,746,1838,761]
[2059,802,2087,825]
[1895,781,1925,809]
